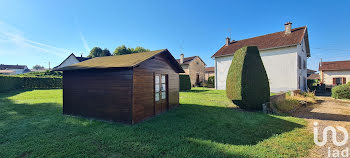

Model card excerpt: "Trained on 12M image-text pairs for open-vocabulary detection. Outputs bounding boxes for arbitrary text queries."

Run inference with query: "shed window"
[161,75,166,99]
[155,75,160,101]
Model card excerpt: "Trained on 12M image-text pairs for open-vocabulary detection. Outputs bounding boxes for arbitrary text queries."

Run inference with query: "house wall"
[180,65,189,74]
[296,38,308,91]
[205,72,214,81]
[56,55,80,69]
[133,53,180,123]
[63,68,133,124]
[215,46,299,92]
[321,70,350,86]
[188,57,206,86]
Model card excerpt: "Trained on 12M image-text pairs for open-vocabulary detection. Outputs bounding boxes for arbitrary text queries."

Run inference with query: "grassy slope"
[0,88,313,158]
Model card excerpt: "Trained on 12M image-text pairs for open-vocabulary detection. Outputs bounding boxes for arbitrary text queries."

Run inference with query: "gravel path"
[293,97,350,158]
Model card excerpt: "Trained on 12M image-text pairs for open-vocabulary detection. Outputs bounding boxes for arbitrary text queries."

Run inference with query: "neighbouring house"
[307,69,317,77]
[307,73,320,80]
[0,64,30,75]
[205,67,215,81]
[56,49,184,124]
[319,60,350,88]
[53,53,90,70]
[212,22,310,92]
[176,54,206,87]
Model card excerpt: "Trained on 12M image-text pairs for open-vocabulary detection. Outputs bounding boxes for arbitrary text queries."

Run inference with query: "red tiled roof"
[319,60,350,71]
[176,56,196,65]
[307,73,320,80]
[205,67,214,72]
[212,26,309,58]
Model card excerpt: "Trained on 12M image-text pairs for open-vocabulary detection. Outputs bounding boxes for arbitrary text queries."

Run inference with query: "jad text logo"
[314,122,349,157]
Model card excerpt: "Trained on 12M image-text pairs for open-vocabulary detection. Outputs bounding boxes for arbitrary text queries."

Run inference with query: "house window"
[298,76,301,89]
[304,77,307,91]
[303,60,306,70]
[298,55,301,69]
[333,77,346,86]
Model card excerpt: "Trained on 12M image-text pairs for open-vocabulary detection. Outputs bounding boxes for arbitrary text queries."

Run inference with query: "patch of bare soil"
[293,97,350,158]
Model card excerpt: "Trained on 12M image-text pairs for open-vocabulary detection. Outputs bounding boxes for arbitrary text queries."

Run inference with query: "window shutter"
[333,78,336,85]
[343,77,347,84]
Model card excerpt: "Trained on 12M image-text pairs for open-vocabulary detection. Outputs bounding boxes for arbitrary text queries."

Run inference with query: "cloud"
[80,32,90,52]
[0,21,70,58]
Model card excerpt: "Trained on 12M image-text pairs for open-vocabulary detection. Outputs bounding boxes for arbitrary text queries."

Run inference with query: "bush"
[226,46,270,110]
[16,70,62,77]
[179,75,191,91]
[332,83,350,99]
[207,76,215,88]
[0,75,62,92]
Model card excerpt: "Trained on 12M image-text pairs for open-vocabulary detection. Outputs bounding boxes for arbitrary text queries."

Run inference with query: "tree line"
[87,45,150,58]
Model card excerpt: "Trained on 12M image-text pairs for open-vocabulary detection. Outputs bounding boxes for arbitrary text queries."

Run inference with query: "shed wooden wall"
[133,53,180,123]
[63,68,133,123]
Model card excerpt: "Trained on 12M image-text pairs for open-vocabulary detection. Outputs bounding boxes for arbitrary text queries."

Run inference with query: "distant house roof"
[212,26,310,58]
[0,64,28,70]
[319,60,350,71]
[76,56,91,62]
[56,49,184,73]
[205,67,214,72]
[176,56,206,66]
[307,69,316,74]
[307,73,320,80]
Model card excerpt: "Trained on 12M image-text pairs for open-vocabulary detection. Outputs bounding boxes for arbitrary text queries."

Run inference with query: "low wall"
[270,93,286,104]
[263,92,286,114]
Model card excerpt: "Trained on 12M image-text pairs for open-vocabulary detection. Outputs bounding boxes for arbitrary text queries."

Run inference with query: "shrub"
[0,75,62,93]
[179,74,191,91]
[332,83,350,99]
[226,46,270,110]
[207,76,215,88]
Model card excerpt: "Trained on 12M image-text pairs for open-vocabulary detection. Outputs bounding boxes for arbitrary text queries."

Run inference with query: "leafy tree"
[102,48,111,56]
[32,65,45,70]
[113,45,150,55]
[226,46,270,110]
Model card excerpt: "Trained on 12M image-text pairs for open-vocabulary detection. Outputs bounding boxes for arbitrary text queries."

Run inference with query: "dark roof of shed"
[212,26,310,58]
[319,60,350,71]
[307,69,316,74]
[56,49,184,73]
[0,64,27,70]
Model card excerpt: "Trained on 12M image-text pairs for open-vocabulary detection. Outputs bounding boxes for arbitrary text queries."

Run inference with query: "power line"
[311,48,350,52]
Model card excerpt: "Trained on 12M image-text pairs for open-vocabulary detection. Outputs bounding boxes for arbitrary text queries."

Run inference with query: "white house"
[212,22,310,92]
[319,60,350,88]
[0,64,30,75]
[53,53,90,70]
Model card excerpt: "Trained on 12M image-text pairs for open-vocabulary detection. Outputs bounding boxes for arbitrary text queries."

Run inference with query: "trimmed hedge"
[0,75,62,92]
[332,83,350,99]
[179,74,191,91]
[208,76,215,88]
[226,46,270,110]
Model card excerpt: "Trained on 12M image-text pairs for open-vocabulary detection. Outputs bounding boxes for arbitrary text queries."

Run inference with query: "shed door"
[154,74,168,115]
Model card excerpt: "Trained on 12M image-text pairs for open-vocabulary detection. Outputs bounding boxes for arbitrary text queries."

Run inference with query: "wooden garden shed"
[57,49,184,124]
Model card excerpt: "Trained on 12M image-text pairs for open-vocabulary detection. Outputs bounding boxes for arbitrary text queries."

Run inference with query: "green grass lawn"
[0,88,313,157]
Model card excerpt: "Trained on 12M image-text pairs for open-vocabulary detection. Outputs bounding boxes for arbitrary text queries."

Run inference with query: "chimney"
[284,22,292,34]
[225,37,231,46]
[180,54,184,64]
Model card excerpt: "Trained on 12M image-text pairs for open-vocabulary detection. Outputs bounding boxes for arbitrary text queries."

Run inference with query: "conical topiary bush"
[226,46,270,110]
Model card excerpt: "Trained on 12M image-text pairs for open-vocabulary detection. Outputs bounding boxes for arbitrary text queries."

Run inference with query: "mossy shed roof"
[56,49,184,73]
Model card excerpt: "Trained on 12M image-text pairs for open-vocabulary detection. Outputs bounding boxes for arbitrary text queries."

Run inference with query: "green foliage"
[226,46,270,110]
[0,75,62,92]
[207,76,215,88]
[16,70,62,77]
[332,83,350,99]
[113,45,150,55]
[32,64,45,70]
[179,74,191,91]
[88,47,111,58]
